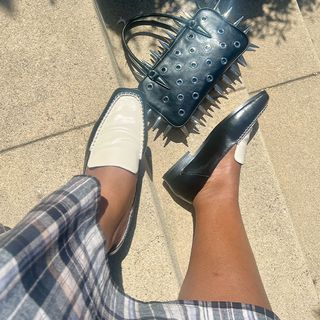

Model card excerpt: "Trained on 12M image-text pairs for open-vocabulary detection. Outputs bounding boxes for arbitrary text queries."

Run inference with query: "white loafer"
[84,88,147,254]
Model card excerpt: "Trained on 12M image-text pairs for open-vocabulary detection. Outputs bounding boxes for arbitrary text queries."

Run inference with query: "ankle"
[193,174,239,211]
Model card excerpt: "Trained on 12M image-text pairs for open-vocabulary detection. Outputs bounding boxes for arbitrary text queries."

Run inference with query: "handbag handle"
[121,13,188,81]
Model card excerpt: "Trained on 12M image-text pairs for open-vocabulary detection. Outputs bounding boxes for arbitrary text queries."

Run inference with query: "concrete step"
[233,0,320,304]
[0,0,120,152]
[94,0,319,318]
[297,0,320,61]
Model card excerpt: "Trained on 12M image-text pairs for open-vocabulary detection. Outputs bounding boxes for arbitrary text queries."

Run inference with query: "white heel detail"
[234,128,252,165]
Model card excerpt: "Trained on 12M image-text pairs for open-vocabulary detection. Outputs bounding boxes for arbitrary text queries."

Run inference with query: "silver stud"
[214,84,224,95]
[142,60,153,70]
[230,63,241,76]
[165,31,176,40]
[181,10,192,19]
[152,116,162,130]
[163,125,172,139]
[223,7,233,19]
[233,16,244,27]
[173,20,184,28]
[247,43,259,51]
[191,116,199,126]
[147,108,153,119]
[199,105,212,117]
[237,55,247,67]
[221,57,228,65]
[191,125,200,133]
[159,40,170,50]
[180,125,189,136]
[154,127,164,141]
[243,26,251,34]
[146,83,154,91]
[214,0,221,12]
[206,94,216,104]
[150,49,161,60]
[222,74,233,85]
[191,116,205,126]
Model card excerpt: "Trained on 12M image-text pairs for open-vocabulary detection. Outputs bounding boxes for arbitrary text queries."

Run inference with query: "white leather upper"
[234,128,252,165]
[87,93,145,174]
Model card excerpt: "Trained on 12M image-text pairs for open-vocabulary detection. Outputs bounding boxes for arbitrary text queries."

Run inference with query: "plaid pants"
[0,176,280,319]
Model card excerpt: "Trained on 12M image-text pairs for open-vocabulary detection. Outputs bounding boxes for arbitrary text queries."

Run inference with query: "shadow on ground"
[0,0,14,12]
[95,0,318,45]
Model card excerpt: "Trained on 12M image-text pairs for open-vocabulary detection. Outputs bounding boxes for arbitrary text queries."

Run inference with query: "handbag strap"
[122,13,189,81]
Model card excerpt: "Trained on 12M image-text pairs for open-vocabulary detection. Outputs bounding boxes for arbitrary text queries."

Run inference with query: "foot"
[193,146,241,211]
[86,166,137,252]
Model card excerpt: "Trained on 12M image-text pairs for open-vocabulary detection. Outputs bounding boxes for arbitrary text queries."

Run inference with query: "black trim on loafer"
[163,90,269,204]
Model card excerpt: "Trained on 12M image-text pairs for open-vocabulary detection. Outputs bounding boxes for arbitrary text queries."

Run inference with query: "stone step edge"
[295,0,320,64]
[91,1,318,300]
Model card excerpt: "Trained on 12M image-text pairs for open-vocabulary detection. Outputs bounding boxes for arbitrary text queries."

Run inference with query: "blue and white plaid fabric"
[0,176,280,319]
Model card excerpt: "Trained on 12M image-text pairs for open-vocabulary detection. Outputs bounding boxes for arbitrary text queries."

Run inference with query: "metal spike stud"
[154,128,163,141]
[173,20,184,28]
[243,26,251,34]
[142,60,153,70]
[181,10,192,19]
[191,125,200,133]
[206,94,216,104]
[237,55,247,67]
[163,125,172,139]
[150,49,161,60]
[247,43,259,51]
[180,125,189,137]
[191,116,199,124]
[199,105,212,117]
[159,40,170,50]
[214,0,221,11]
[230,63,241,77]
[170,26,180,34]
[152,116,162,131]
[214,84,224,96]
[233,16,244,27]
[223,7,233,19]
[207,96,220,108]
[222,74,233,85]
[165,31,176,40]
[147,108,153,119]
[191,116,205,127]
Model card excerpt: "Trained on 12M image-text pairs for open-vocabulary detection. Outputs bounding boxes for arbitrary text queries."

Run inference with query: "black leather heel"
[163,90,269,204]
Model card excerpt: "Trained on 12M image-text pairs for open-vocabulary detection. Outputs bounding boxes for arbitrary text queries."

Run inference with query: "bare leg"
[178,147,271,309]
[86,167,136,252]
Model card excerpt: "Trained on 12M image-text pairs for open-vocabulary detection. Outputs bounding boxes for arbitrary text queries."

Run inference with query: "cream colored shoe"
[84,88,147,255]
[84,88,147,173]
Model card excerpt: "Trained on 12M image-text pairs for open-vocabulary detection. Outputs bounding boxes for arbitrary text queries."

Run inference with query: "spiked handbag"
[122,1,258,137]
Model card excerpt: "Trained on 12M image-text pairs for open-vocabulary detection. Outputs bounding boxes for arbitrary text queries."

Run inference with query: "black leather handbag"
[122,1,257,138]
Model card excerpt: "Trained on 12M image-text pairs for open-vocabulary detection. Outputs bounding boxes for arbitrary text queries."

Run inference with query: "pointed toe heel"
[163,90,269,204]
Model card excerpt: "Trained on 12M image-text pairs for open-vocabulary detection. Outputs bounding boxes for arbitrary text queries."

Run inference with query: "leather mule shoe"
[84,88,147,255]
[163,91,269,204]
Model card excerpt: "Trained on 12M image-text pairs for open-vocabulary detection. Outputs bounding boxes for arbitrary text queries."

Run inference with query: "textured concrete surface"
[0,126,90,227]
[297,1,320,60]
[260,76,320,297]
[231,0,320,92]
[119,175,181,301]
[240,131,319,320]
[0,0,118,151]
[1,0,320,319]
